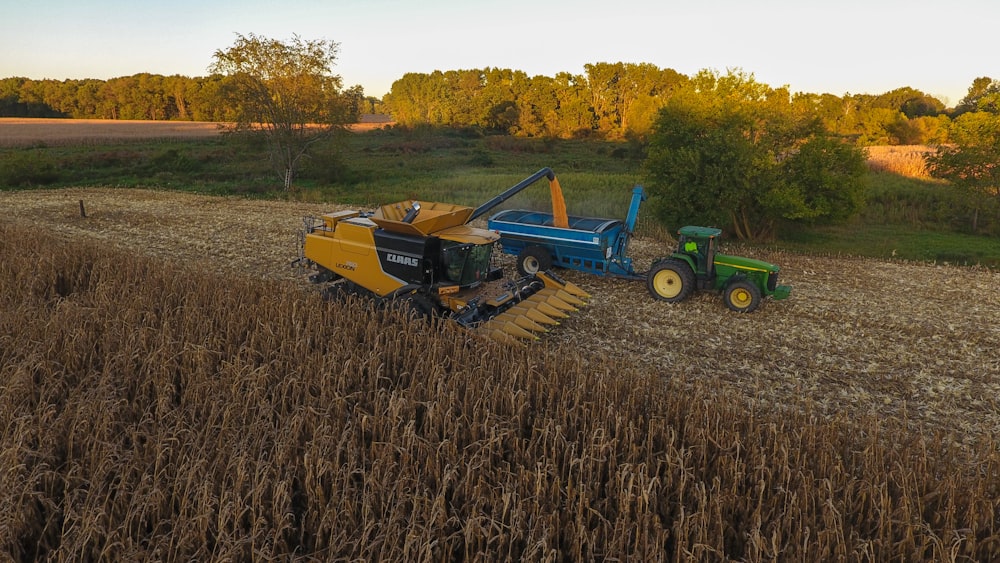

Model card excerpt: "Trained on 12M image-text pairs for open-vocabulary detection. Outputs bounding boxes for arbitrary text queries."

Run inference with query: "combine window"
[442,241,493,287]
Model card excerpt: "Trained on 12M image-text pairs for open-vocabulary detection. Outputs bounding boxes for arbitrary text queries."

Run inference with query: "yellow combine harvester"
[298,171,590,342]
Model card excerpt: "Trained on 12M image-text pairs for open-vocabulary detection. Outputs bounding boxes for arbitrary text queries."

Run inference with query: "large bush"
[644,70,867,240]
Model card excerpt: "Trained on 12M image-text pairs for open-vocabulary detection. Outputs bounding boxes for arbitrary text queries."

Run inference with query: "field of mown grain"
[2,188,999,561]
[0,118,226,146]
[0,118,386,146]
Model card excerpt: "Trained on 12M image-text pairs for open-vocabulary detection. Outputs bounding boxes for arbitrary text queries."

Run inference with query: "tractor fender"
[662,253,696,273]
[720,271,771,297]
[644,254,697,279]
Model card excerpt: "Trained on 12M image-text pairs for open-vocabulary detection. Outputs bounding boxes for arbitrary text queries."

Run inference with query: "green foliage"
[0,150,59,187]
[803,88,952,146]
[0,74,237,121]
[873,87,945,118]
[782,222,1000,268]
[955,76,1000,115]
[907,115,951,144]
[8,69,1000,151]
[644,70,867,240]
[945,111,1000,146]
[780,136,867,221]
[209,33,359,190]
[926,123,1000,233]
[148,148,199,173]
[853,107,901,145]
[861,173,956,224]
[382,64,686,139]
[0,139,275,193]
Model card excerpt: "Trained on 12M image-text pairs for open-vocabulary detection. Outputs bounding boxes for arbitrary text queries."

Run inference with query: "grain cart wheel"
[723,279,762,313]
[646,259,694,302]
[516,246,553,276]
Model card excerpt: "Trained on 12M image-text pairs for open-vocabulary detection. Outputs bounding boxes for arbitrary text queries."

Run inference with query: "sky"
[1,0,997,108]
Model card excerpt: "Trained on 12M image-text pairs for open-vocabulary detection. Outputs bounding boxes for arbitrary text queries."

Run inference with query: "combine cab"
[298,198,589,342]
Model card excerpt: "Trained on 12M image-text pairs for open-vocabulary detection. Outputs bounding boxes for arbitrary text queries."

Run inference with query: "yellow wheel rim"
[730,287,752,309]
[522,256,540,274]
[652,269,683,299]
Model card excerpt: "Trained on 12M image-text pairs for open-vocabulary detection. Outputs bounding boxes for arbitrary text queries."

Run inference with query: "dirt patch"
[3,187,998,445]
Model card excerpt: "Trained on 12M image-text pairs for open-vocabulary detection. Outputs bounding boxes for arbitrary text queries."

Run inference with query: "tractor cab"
[676,226,720,284]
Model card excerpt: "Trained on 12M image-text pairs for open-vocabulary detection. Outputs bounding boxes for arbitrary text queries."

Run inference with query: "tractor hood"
[714,253,780,274]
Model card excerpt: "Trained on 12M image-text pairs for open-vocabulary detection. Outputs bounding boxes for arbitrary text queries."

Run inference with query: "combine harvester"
[487,168,791,312]
[297,178,590,343]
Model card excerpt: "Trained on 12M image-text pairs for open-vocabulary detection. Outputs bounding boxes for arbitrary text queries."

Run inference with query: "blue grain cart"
[487,186,647,280]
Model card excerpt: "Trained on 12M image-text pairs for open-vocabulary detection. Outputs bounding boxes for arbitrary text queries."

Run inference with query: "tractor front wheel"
[723,279,762,313]
[517,246,553,276]
[646,259,694,302]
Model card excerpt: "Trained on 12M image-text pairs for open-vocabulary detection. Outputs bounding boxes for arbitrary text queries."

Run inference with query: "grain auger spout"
[297,177,590,342]
[469,166,569,228]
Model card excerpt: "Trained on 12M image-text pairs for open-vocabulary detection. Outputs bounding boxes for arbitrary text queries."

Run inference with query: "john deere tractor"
[646,226,791,312]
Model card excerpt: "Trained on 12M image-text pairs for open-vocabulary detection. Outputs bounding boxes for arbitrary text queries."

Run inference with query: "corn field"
[2,209,999,560]
[865,145,935,179]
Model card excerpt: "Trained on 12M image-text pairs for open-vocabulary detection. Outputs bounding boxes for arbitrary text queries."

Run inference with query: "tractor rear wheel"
[646,259,694,302]
[517,246,553,276]
[723,279,762,313]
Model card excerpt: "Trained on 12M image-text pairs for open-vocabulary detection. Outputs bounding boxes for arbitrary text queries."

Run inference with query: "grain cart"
[486,168,791,312]
[297,196,591,342]
[488,183,648,279]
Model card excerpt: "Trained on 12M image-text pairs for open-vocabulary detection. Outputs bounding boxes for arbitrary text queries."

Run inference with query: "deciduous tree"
[210,33,358,190]
[955,77,1000,116]
[645,70,867,240]
[928,114,1000,231]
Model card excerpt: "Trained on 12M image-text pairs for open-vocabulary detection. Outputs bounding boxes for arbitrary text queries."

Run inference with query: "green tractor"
[647,226,791,313]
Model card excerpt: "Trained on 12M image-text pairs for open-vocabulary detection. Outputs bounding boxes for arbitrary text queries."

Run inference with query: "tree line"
[4,64,999,146]
[384,65,1000,145]
[0,73,373,123]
